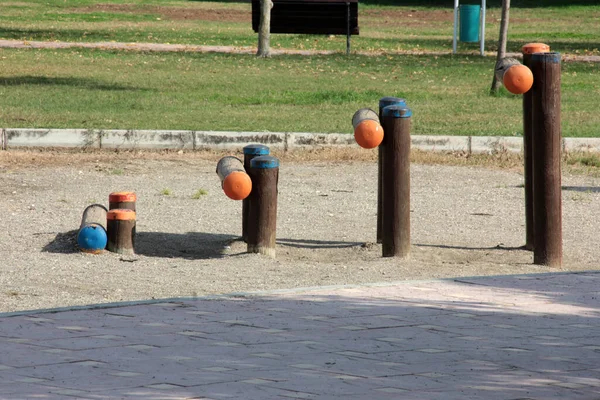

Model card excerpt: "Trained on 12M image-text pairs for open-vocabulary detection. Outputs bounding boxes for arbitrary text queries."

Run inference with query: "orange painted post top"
[109,191,136,211]
[109,192,137,203]
[216,156,253,201]
[351,108,384,149]
[522,43,550,55]
[107,209,136,220]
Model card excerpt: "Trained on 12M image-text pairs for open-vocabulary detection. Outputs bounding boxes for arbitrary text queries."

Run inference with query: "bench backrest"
[251,0,359,35]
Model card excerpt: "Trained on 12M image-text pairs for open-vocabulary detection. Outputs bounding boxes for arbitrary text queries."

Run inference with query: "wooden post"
[243,144,270,242]
[522,43,550,251]
[531,52,562,267]
[107,209,136,256]
[77,204,108,253]
[216,156,252,201]
[247,155,279,258]
[380,105,411,258]
[377,97,406,244]
[109,191,136,211]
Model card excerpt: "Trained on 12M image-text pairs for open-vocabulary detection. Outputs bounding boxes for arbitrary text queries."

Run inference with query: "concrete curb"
[3,128,600,153]
[2,270,597,318]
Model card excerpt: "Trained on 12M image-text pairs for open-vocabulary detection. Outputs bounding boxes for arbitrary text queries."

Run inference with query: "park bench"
[251,0,359,54]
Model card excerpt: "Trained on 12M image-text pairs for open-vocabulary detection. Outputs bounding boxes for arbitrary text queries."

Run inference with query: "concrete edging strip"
[2,128,600,153]
[1,270,598,318]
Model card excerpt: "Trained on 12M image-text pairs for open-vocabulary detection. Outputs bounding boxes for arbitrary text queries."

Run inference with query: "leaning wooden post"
[380,104,411,258]
[216,156,253,201]
[522,43,550,251]
[109,191,136,211]
[243,144,270,242]
[531,52,562,267]
[377,97,406,244]
[77,204,108,254]
[107,209,136,255]
[247,155,279,258]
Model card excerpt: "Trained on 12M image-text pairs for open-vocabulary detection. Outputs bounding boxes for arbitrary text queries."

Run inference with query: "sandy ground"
[0,150,598,313]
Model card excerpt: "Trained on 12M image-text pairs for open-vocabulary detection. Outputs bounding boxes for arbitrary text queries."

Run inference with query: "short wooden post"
[77,204,108,253]
[522,43,550,251]
[216,156,252,201]
[494,58,533,95]
[107,209,136,255]
[109,191,136,211]
[247,155,279,258]
[243,144,270,242]
[531,52,562,267]
[380,105,411,258]
[377,96,406,244]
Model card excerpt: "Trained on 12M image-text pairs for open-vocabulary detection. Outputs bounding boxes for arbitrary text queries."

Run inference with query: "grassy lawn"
[0,1,599,55]
[1,48,598,136]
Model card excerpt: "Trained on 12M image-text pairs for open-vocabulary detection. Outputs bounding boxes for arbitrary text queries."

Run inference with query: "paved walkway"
[1,39,599,62]
[1,272,599,399]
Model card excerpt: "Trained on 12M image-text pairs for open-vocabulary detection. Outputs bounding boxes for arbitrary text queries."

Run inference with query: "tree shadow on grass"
[0,76,152,92]
[42,230,238,260]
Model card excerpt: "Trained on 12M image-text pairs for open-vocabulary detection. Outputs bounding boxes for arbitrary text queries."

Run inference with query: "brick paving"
[1,272,599,399]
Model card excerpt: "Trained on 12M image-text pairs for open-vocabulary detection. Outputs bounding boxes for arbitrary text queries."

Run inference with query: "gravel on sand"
[1,150,598,313]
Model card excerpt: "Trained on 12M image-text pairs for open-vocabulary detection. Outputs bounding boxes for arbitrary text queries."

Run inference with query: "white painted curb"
[2,128,600,154]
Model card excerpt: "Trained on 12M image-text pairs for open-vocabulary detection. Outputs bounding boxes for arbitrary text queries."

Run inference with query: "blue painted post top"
[243,144,270,155]
[531,52,561,64]
[77,224,108,252]
[379,97,407,109]
[383,105,413,119]
[251,155,279,169]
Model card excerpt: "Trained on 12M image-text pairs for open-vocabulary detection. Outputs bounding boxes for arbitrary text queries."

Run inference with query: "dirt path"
[1,39,599,62]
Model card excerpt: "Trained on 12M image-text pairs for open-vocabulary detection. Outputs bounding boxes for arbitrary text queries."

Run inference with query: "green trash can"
[460,4,480,43]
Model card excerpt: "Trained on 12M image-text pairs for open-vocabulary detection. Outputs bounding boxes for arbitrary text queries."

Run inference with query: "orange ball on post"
[355,119,384,149]
[503,64,534,95]
[223,171,253,201]
[352,108,384,149]
[216,156,253,201]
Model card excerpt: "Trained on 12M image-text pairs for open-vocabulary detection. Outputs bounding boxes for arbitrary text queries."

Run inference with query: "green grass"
[0,48,598,137]
[566,154,600,168]
[160,188,172,196]
[0,1,598,55]
[191,188,208,199]
[110,168,125,175]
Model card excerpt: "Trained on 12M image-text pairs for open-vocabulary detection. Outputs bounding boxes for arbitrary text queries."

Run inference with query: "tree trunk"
[257,0,273,57]
[490,0,511,93]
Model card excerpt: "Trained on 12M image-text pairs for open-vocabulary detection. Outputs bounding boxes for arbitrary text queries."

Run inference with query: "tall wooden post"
[247,155,279,258]
[522,43,550,251]
[531,52,562,267]
[377,97,406,244]
[380,105,411,258]
[243,144,270,242]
